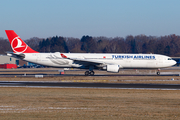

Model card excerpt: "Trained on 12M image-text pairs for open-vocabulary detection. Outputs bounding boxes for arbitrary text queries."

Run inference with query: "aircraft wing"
[61,53,105,66]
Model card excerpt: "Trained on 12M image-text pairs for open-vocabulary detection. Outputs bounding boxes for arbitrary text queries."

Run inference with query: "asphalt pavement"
[0,81,179,90]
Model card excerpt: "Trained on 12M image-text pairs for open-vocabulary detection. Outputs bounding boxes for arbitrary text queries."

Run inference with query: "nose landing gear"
[157,69,160,75]
[157,71,160,75]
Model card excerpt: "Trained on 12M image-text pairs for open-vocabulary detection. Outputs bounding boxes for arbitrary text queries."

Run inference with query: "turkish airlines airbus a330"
[5,30,176,75]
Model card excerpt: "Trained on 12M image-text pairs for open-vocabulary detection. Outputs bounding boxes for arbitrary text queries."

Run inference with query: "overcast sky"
[0,0,180,39]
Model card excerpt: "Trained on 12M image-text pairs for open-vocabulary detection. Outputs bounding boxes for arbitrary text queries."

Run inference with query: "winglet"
[60,53,68,58]
[5,30,39,53]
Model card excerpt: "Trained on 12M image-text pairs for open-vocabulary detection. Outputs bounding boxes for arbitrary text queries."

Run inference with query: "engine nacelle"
[106,64,120,73]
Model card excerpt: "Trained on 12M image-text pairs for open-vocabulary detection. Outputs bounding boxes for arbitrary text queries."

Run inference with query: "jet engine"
[103,64,121,73]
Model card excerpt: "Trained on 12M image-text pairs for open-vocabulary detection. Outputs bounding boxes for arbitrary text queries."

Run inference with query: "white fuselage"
[22,52,176,69]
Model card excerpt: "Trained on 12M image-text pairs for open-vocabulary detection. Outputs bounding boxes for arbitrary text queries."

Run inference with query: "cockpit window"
[168,58,172,60]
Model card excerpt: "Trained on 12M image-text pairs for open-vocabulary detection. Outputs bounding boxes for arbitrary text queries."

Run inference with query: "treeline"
[1,34,180,56]
[0,37,12,54]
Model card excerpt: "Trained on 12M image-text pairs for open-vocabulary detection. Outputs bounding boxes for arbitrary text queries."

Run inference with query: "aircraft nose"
[172,60,177,66]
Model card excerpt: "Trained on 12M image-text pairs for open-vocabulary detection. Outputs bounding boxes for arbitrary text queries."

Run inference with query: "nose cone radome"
[171,60,177,66]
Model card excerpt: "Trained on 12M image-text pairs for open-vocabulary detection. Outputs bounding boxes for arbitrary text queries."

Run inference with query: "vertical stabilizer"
[5,30,39,53]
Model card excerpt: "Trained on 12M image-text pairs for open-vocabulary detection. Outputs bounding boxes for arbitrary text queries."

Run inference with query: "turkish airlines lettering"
[5,30,176,75]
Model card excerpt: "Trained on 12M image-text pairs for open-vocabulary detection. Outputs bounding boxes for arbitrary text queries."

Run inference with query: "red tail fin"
[5,30,39,53]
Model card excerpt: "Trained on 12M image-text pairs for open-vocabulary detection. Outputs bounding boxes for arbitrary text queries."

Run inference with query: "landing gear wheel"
[157,71,160,75]
[84,71,95,76]
[85,71,89,76]
[89,71,94,76]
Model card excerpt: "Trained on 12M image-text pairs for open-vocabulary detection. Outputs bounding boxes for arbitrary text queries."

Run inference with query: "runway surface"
[0,73,180,77]
[0,81,180,89]
[1,68,180,77]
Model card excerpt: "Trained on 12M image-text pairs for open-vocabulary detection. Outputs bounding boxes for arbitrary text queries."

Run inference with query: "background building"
[0,55,28,68]
[0,55,17,64]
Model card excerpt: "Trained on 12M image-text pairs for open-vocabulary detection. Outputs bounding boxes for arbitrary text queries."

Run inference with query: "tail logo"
[11,37,27,53]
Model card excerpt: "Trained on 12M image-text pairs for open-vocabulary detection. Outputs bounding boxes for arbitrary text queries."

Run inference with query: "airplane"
[5,30,176,75]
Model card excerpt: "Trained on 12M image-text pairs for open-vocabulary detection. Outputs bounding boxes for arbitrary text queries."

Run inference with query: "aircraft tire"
[157,71,160,75]
[85,71,89,76]
[89,71,94,76]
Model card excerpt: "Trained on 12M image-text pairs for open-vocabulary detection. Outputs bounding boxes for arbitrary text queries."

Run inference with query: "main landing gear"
[85,71,95,76]
[85,66,95,76]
